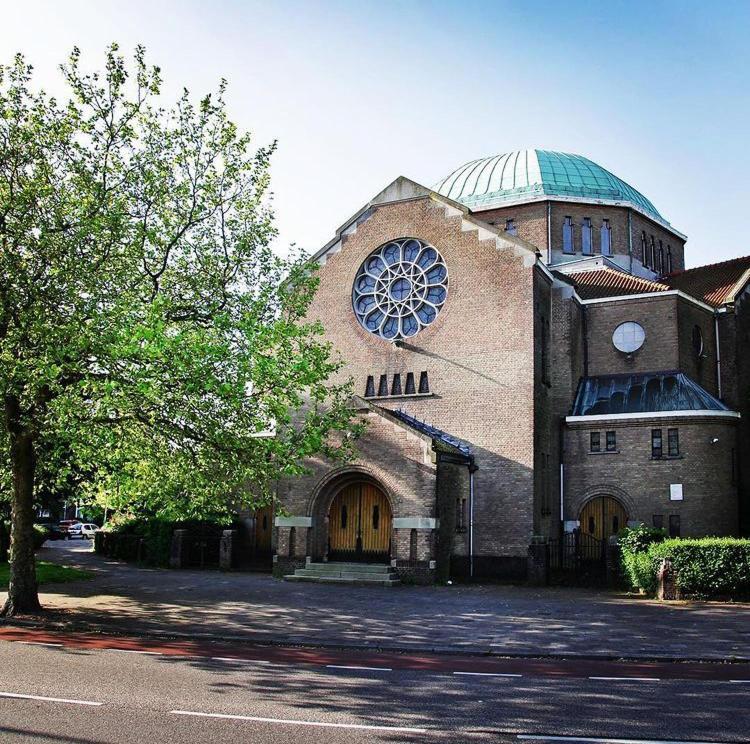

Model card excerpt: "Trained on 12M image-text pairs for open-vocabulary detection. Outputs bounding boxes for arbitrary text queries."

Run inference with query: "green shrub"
[650,538,750,599]
[618,525,666,592]
[33,524,50,550]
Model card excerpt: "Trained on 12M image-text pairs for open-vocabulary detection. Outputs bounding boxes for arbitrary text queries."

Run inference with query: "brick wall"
[564,415,739,536]
[474,202,548,255]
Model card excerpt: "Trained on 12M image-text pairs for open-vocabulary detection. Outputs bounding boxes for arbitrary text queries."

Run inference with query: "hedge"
[620,528,750,599]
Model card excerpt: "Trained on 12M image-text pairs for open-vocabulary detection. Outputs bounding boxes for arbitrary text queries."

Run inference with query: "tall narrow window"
[606,431,616,452]
[651,428,663,458]
[601,219,612,256]
[377,374,388,397]
[658,240,664,275]
[505,218,517,235]
[581,217,592,255]
[590,432,601,452]
[391,373,402,396]
[650,236,656,270]
[667,428,679,457]
[405,372,416,395]
[666,246,673,273]
[418,371,429,394]
[641,231,648,267]
[365,375,375,398]
[563,216,574,253]
[669,514,681,538]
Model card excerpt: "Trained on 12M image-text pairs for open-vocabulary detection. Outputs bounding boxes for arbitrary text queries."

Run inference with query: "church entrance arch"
[327,481,392,563]
[579,496,628,541]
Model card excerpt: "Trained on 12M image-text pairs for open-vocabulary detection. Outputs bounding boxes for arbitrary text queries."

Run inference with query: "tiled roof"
[664,255,750,307]
[572,371,729,416]
[388,408,472,456]
[565,268,670,300]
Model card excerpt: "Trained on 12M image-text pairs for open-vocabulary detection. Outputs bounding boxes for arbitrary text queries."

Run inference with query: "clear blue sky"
[2,1,748,266]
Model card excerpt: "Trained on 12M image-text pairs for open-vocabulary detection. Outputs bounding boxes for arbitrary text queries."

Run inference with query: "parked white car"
[68,523,99,539]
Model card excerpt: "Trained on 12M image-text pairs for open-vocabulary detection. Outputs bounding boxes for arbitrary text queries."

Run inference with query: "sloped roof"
[565,268,670,300]
[664,255,750,307]
[388,408,472,456]
[572,371,729,416]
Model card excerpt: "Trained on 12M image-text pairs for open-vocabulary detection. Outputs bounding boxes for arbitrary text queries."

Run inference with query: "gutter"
[715,314,723,399]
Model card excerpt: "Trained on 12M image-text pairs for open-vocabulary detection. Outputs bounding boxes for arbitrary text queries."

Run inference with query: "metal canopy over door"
[579,496,628,541]
[328,482,392,562]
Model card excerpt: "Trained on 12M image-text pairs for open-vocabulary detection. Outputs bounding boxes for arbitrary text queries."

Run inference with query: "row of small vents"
[364,371,430,398]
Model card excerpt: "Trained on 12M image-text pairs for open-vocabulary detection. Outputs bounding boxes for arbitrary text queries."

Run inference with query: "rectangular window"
[651,428,663,458]
[667,428,679,457]
[456,497,466,533]
[669,514,681,538]
[606,431,616,452]
[562,216,574,253]
[590,432,601,452]
[581,217,592,255]
[505,218,517,235]
[652,515,664,529]
[601,219,612,256]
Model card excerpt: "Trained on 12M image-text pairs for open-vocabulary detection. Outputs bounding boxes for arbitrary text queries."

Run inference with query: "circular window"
[692,325,704,357]
[612,321,645,353]
[352,238,448,340]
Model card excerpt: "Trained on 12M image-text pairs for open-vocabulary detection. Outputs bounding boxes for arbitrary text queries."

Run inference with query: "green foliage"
[618,525,667,593]
[0,561,93,588]
[650,538,750,599]
[0,45,359,532]
[32,524,50,550]
[619,529,750,599]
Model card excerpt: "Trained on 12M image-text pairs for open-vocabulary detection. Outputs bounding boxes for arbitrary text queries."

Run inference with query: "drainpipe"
[627,209,633,273]
[715,313,723,399]
[469,462,476,578]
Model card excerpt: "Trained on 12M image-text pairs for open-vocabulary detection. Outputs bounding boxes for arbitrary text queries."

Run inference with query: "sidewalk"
[3,541,750,662]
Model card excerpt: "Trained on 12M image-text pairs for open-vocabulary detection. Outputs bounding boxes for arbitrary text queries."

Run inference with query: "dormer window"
[601,219,612,256]
[581,218,592,255]
[505,218,517,236]
[562,216,574,253]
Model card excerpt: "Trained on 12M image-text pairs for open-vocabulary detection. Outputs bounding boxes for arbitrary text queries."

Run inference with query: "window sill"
[588,450,620,455]
[651,455,684,461]
[364,392,434,401]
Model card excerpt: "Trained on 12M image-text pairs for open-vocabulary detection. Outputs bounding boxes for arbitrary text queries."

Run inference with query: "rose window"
[352,238,448,340]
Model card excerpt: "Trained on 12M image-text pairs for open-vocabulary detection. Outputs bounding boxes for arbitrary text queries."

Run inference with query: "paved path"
[4,541,750,661]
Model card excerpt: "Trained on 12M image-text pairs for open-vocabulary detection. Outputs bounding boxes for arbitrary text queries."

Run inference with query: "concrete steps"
[284,562,400,586]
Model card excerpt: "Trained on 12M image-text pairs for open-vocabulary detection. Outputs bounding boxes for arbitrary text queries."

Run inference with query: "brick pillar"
[527,539,549,586]
[170,529,187,569]
[657,558,680,600]
[219,529,236,571]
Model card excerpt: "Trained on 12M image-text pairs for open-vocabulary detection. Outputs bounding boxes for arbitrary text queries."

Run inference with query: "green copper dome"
[434,149,667,224]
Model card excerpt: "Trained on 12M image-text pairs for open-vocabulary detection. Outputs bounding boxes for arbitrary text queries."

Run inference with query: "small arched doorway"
[328,481,392,562]
[579,496,628,541]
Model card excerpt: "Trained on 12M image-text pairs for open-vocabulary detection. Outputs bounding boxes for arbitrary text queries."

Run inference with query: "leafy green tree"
[0,46,356,615]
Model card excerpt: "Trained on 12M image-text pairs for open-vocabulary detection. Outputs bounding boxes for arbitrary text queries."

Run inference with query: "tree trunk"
[1,398,41,616]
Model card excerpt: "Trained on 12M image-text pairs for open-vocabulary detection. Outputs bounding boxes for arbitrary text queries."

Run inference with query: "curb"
[2,616,749,665]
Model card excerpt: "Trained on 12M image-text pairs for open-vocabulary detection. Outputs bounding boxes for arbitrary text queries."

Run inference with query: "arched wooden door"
[328,482,392,562]
[579,496,627,541]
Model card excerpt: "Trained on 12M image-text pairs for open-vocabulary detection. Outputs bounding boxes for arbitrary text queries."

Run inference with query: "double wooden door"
[579,496,628,541]
[328,483,392,562]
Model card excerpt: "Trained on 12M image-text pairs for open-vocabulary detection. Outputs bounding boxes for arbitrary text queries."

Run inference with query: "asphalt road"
[1,635,748,743]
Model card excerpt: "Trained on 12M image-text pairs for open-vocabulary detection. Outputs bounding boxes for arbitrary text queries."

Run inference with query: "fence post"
[220,529,236,571]
[527,537,549,586]
[170,529,187,569]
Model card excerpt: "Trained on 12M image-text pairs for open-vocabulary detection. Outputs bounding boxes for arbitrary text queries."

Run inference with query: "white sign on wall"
[670,483,683,501]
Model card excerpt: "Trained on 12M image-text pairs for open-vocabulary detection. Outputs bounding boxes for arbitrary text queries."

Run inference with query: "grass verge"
[0,561,93,589]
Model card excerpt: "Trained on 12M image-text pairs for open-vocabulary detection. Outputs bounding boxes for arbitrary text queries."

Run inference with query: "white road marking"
[517,736,721,743]
[588,676,660,682]
[171,710,427,733]
[17,641,63,648]
[0,691,103,707]
[453,671,522,678]
[325,664,392,672]
[729,679,750,683]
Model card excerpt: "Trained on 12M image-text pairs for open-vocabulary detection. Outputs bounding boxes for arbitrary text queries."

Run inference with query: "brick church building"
[271,149,750,583]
